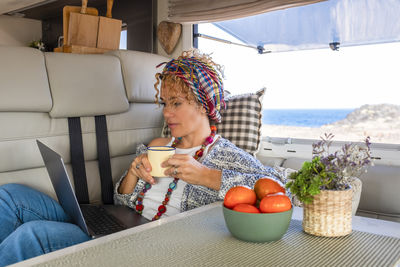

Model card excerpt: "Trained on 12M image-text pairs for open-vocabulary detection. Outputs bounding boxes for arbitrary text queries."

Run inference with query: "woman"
[0,51,282,266]
[114,51,282,221]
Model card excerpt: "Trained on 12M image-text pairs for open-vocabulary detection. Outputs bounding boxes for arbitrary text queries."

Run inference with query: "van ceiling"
[0,0,63,16]
[1,0,107,19]
[0,0,49,15]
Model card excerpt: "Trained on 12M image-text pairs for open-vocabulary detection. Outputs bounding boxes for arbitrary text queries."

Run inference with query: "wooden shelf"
[54,45,112,54]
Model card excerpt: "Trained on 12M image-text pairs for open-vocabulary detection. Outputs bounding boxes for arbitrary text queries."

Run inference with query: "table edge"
[10,203,400,266]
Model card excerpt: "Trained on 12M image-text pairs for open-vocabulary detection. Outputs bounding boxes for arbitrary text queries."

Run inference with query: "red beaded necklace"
[136,125,217,221]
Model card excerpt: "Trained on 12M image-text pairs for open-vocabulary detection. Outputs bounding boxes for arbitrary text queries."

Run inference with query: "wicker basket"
[303,188,353,237]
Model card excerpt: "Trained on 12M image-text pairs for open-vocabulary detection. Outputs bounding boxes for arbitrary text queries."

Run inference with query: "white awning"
[212,0,400,52]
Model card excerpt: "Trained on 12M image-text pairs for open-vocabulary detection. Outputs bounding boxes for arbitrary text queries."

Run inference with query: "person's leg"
[0,220,91,266]
[0,183,70,243]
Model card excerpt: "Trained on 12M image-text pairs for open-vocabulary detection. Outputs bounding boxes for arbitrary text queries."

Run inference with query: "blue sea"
[262,109,354,127]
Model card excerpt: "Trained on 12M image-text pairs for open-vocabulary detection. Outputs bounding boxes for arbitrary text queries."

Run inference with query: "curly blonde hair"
[153,50,224,106]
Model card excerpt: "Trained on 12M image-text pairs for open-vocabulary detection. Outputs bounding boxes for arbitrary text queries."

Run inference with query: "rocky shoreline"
[262,104,400,144]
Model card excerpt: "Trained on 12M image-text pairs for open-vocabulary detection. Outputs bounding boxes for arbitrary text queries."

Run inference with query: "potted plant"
[29,40,46,51]
[286,133,372,237]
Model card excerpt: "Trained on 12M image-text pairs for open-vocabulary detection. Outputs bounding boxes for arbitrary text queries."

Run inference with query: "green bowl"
[223,205,293,242]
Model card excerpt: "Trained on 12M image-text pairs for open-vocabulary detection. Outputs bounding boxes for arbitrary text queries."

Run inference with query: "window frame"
[193,23,400,160]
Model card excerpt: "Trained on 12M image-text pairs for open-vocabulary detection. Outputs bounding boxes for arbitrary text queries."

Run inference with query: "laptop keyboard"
[80,205,126,235]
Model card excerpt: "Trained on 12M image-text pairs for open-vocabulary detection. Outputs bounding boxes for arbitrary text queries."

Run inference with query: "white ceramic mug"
[147,146,176,177]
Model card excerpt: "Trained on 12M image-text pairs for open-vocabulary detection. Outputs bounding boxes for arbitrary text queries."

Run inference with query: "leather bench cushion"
[0,46,52,112]
[0,103,163,173]
[0,48,166,204]
[45,52,129,118]
[0,155,135,204]
[108,50,170,103]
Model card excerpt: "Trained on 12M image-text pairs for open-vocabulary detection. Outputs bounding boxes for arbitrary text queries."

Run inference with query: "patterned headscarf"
[158,54,226,123]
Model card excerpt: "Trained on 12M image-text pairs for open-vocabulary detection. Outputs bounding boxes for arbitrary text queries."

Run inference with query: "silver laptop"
[37,140,149,238]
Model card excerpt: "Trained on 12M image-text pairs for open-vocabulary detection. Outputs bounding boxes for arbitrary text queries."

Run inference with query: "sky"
[198,23,400,109]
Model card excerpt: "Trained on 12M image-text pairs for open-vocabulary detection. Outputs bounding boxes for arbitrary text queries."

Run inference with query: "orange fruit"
[223,186,257,209]
[254,178,285,200]
[259,193,292,213]
[232,203,260,213]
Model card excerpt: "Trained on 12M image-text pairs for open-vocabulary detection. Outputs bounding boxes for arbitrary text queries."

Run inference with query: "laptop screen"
[37,140,90,236]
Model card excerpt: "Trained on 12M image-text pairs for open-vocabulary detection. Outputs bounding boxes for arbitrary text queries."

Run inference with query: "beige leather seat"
[0,46,169,203]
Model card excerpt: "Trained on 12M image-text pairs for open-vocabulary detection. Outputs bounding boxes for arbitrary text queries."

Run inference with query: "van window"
[195,23,400,145]
[120,29,127,50]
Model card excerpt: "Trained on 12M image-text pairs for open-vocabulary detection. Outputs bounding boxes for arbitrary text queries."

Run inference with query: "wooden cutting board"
[97,0,121,50]
[97,16,122,50]
[62,45,111,54]
[68,12,99,47]
[63,6,98,46]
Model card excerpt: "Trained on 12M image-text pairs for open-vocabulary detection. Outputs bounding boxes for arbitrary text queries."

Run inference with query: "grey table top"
[12,202,400,267]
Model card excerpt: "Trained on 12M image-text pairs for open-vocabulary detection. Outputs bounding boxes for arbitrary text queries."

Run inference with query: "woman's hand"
[118,154,155,194]
[129,154,155,185]
[162,154,222,190]
[118,137,171,194]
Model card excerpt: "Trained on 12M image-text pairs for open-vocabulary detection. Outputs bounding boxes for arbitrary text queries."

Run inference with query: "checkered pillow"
[162,88,265,155]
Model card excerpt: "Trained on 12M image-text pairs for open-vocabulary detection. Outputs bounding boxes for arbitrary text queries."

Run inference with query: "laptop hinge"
[68,117,90,204]
[95,115,114,204]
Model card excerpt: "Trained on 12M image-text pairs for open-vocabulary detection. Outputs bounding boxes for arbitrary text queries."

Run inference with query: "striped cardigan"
[114,137,288,212]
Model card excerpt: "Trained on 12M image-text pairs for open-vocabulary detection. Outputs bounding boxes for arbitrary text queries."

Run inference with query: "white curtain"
[168,0,326,23]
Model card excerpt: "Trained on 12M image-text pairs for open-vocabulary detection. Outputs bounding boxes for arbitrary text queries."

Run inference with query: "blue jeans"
[0,184,90,266]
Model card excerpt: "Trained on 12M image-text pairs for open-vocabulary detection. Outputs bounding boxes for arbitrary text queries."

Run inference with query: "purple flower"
[312,134,373,189]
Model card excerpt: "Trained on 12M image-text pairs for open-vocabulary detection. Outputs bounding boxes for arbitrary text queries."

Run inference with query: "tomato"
[259,193,292,213]
[232,203,260,213]
[223,186,257,209]
[254,178,285,200]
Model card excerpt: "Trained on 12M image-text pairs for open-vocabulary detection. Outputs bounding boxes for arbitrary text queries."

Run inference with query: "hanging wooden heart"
[157,21,182,54]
